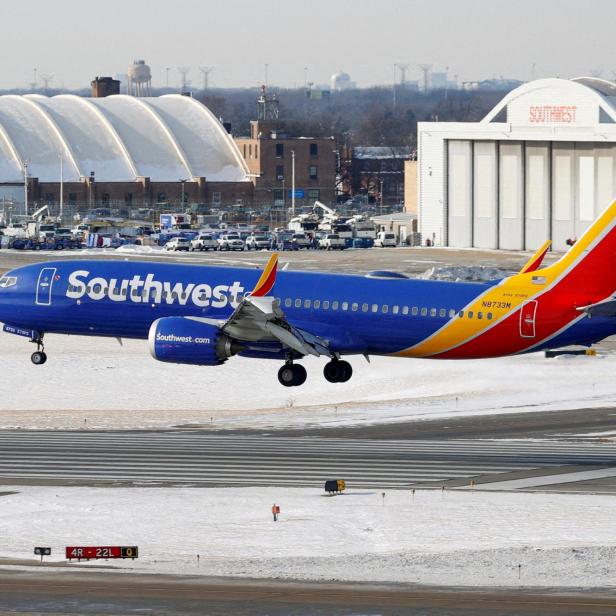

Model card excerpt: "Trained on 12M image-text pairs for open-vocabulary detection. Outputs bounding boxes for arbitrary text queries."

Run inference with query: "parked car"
[190,233,218,251]
[245,234,271,250]
[318,233,346,250]
[164,237,191,251]
[217,234,245,251]
[374,232,397,248]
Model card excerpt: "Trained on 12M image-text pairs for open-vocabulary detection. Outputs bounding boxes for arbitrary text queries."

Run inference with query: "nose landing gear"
[30,335,47,365]
[278,361,307,387]
[323,359,352,383]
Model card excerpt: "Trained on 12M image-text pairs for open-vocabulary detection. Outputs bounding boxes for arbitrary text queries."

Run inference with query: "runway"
[1,430,616,491]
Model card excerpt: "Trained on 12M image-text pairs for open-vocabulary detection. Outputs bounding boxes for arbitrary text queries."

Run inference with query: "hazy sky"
[3,0,615,90]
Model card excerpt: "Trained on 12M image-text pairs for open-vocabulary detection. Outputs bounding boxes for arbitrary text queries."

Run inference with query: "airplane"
[0,199,615,387]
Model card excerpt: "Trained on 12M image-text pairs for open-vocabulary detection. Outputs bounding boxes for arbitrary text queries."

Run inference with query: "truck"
[190,233,218,251]
[318,233,346,250]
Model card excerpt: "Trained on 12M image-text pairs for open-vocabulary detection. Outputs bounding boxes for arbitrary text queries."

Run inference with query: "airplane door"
[35,267,57,306]
[519,300,538,338]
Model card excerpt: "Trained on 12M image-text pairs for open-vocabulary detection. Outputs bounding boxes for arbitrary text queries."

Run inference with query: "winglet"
[250,252,278,297]
[519,240,551,274]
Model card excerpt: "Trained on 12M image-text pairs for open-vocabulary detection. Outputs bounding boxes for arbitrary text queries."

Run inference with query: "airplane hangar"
[418,77,616,251]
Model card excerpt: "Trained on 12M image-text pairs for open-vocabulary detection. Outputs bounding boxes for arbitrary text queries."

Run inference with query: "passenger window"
[448,308,456,318]
[362,303,369,312]
[342,301,349,311]
[382,305,389,314]
[323,301,330,309]
[420,307,427,316]
[122,289,127,297]
[393,305,399,314]
[402,306,409,315]
[439,308,446,317]
[332,301,339,310]
[351,302,358,311]
[372,304,379,313]
[314,300,320,309]
[284,298,292,307]
[304,299,311,308]
[477,311,483,320]
[468,311,474,319]
[295,299,301,308]
[458,310,464,318]
[430,308,436,317]
[487,312,493,320]
[412,307,418,316]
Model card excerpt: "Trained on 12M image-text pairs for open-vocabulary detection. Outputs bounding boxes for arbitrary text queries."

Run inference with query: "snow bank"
[2,485,616,588]
[0,331,614,430]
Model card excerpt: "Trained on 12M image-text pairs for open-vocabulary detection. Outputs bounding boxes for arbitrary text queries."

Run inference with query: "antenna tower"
[418,63,432,93]
[397,63,409,86]
[39,74,53,94]
[198,66,214,90]
[178,66,190,93]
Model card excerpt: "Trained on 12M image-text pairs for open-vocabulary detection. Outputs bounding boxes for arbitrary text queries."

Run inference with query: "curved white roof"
[0,94,249,183]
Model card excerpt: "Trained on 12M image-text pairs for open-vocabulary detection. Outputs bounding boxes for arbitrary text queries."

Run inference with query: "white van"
[374,232,396,248]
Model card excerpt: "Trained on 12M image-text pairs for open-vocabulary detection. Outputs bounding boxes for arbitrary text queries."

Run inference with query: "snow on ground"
[2,485,616,588]
[0,332,614,430]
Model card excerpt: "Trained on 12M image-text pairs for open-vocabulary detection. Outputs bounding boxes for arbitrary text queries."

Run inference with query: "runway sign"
[65,546,138,560]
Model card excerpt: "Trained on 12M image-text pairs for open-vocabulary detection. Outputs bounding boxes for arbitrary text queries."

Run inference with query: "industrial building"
[418,77,616,251]
[0,93,252,219]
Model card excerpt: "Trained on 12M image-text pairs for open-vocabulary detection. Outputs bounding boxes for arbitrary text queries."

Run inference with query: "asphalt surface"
[1,430,616,492]
[1,571,616,616]
[0,243,559,277]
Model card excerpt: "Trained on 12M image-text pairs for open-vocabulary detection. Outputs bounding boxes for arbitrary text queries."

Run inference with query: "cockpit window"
[0,276,16,288]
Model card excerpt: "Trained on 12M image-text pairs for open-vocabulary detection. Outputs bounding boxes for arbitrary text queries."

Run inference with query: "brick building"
[235,119,337,211]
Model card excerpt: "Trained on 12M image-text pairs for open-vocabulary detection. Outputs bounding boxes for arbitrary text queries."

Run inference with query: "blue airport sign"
[160,214,173,230]
[288,189,305,199]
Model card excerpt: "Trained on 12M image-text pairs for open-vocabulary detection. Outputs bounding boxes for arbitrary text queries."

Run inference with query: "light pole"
[59,153,64,221]
[23,161,28,217]
[291,150,296,216]
[379,178,384,216]
[393,63,397,108]
[179,179,187,208]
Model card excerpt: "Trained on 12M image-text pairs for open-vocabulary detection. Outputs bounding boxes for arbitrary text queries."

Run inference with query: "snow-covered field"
[0,331,614,430]
[2,485,616,588]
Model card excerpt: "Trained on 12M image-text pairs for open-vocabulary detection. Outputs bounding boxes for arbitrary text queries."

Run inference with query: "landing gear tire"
[278,363,307,387]
[323,359,352,383]
[31,351,47,365]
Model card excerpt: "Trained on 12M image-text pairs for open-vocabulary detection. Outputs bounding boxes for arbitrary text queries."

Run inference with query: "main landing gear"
[277,357,353,387]
[30,335,47,365]
[278,361,307,387]
[323,358,352,383]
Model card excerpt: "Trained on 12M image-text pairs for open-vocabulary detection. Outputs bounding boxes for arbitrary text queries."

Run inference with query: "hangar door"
[525,142,550,251]
[498,142,524,250]
[473,142,498,248]
[551,143,575,251]
[447,140,473,247]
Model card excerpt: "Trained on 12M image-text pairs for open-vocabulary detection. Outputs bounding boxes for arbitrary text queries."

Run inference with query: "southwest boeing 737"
[0,199,615,387]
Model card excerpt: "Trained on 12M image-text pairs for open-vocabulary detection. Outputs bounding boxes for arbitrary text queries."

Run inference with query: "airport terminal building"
[418,78,616,251]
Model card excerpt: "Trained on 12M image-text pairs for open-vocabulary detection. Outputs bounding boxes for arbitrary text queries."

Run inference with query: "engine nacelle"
[148,317,242,366]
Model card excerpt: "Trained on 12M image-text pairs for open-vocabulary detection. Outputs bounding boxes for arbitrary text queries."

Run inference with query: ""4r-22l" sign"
[65,546,138,560]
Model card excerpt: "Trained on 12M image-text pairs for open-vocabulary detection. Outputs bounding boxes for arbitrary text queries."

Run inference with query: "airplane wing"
[519,240,551,274]
[213,253,332,358]
[576,297,616,318]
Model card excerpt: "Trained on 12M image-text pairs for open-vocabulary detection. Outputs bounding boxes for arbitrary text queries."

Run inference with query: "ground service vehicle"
[3,199,616,389]
[374,232,396,247]
[291,233,312,249]
[190,234,218,251]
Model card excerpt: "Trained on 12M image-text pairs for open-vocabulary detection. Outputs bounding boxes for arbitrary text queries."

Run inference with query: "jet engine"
[148,317,242,366]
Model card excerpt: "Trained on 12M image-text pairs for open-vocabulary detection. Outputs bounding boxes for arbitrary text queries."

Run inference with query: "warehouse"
[0,94,252,217]
[418,77,616,251]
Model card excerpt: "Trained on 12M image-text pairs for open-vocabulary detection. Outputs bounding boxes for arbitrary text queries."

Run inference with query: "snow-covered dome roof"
[0,94,249,183]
